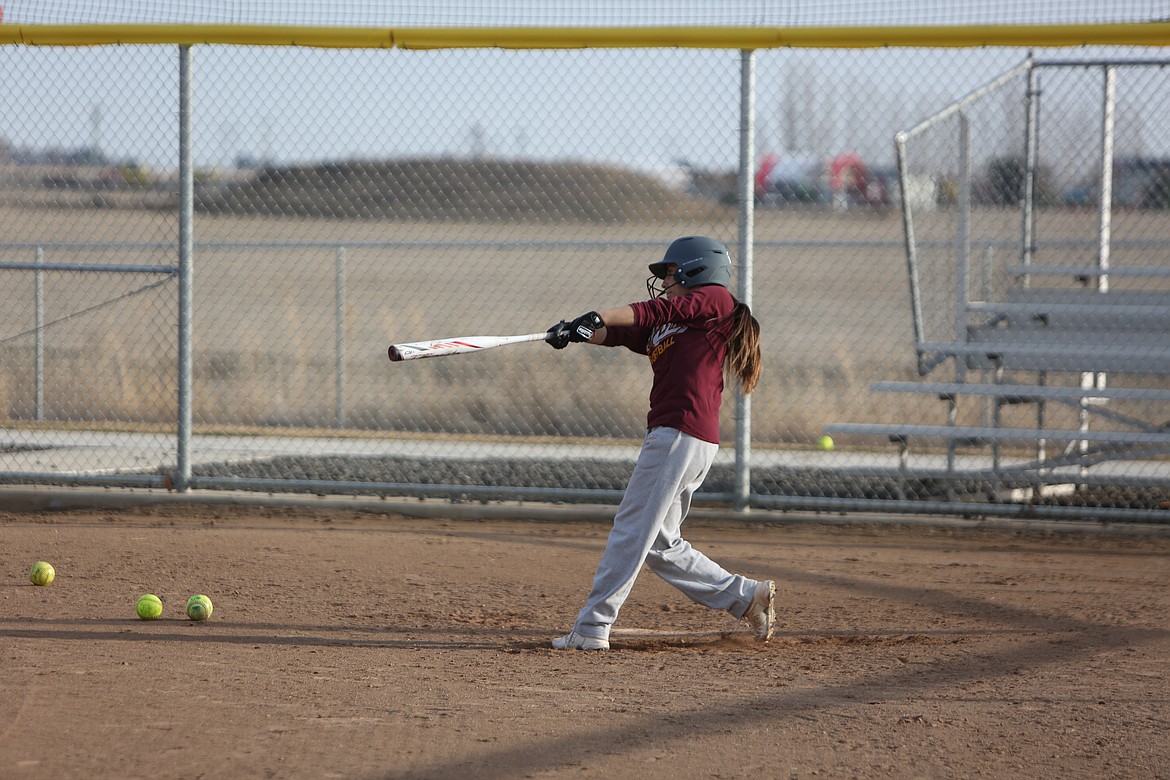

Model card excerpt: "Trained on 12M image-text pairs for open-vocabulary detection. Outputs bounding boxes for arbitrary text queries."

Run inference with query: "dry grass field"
[0,199,948,440]
[1,191,1167,458]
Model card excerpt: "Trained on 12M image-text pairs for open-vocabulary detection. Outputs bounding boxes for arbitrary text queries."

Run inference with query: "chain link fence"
[1,34,1168,519]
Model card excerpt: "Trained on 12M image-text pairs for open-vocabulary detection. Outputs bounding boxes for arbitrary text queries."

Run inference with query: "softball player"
[545,236,775,650]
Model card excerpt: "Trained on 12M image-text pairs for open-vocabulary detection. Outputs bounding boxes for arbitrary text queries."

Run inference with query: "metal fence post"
[34,245,44,421]
[1021,56,1038,287]
[1096,65,1115,294]
[176,44,194,492]
[735,48,756,512]
[955,111,970,384]
[1081,64,1117,467]
[335,245,347,429]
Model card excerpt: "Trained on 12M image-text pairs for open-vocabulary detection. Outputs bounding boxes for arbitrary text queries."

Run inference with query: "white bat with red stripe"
[387,332,549,362]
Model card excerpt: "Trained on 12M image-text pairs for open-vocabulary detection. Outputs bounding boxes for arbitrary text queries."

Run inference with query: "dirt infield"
[2,502,1167,779]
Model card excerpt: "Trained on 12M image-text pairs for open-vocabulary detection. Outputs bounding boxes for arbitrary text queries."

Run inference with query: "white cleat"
[744,580,776,641]
[551,631,610,651]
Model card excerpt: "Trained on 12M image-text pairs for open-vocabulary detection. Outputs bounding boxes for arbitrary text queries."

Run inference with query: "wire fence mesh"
[1,39,1168,519]
[2,1,1162,27]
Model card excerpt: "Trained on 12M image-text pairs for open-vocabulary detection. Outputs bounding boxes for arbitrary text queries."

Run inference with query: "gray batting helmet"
[646,236,732,297]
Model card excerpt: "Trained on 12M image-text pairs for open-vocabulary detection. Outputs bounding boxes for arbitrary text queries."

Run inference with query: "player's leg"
[642,435,776,639]
[562,427,708,644]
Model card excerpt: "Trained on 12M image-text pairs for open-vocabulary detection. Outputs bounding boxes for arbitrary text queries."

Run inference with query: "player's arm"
[546,306,635,347]
[581,305,634,343]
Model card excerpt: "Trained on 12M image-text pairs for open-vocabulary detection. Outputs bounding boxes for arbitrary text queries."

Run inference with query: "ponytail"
[725,299,762,395]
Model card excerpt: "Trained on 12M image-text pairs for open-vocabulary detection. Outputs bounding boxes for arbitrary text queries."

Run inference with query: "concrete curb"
[1,485,1168,537]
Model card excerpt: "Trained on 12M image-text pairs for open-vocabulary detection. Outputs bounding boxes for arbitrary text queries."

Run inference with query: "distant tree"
[978,155,1054,207]
[66,147,109,166]
[983,156,1025,206]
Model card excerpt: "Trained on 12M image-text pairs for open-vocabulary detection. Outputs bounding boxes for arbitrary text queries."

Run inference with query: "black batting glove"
[545,321,571,350]
[569,311,605,342]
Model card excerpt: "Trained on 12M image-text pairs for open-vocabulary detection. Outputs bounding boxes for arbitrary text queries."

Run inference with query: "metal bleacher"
[825,57,1170,500]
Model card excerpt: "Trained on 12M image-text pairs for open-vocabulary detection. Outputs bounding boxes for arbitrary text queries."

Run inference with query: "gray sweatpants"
[572,426,759,641]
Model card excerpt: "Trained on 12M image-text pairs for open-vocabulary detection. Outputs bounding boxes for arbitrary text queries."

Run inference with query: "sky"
[8,43,1169,179]
[2,4,1170,177]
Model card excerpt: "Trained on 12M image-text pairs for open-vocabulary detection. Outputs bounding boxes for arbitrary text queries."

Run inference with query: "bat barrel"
[387,332,547,363]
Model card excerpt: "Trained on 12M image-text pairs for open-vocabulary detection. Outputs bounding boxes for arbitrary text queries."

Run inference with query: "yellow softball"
[186,594,213,621]
[136,594,163,620]
[29,561,55,586]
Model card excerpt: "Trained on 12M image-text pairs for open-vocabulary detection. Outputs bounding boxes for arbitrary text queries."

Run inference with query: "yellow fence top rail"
[0,23,1168,49]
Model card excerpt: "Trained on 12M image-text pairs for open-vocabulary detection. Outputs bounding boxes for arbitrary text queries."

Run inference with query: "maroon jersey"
[602,284,735,444]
